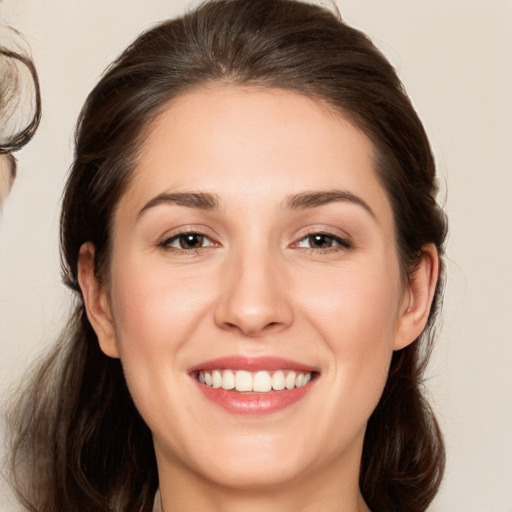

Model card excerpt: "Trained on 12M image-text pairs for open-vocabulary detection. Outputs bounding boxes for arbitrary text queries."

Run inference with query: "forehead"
[119,85,393,224]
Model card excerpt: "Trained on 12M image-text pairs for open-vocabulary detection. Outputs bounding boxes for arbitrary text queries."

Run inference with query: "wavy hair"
[8,1,447,511]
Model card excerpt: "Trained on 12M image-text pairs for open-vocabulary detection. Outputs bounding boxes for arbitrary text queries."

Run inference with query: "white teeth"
[285,371,296,390]
[253,371,272,392]
[198,369,313,393]
[212,370,222,389]
[222,369,235,390]
[271,370,285,391]
[235,370,253,392]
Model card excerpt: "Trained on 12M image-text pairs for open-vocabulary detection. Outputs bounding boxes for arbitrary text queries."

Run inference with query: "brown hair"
[0,37,42,184]
[8,1,447,511]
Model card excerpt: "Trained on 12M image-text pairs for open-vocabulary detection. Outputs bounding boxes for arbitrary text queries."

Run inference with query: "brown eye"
[178,233,205,249]
[160,232,215,250]
[296,233,352,250]
[307,234,334,248]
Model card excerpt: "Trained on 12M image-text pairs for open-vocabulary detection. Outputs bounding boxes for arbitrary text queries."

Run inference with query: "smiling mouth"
[195,369,316,393]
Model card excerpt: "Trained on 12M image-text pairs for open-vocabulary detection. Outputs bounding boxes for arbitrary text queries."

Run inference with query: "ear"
[394,243,440,351]
[77,242,120,358]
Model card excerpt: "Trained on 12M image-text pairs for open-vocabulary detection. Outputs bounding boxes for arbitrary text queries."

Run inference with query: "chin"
[198,454,307,491]
[161,430,313,491]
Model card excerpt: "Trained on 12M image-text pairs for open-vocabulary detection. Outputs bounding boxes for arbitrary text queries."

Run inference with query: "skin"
[0,155,13,208]
[79,86,439,512]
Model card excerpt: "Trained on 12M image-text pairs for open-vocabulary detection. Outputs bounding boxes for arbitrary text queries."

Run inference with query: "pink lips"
[189,356,318,373]
[190,356,318,415]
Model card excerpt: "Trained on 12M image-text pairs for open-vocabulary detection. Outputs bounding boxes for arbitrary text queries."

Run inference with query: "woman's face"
[82,86,426,494]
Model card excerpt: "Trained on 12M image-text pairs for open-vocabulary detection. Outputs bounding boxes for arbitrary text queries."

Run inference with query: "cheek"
[107,259,210,392]
[106,253,227,406]
[110,257,211,344]
[106,263,208,440]
[300,258,402,345]
[298,259,402,414]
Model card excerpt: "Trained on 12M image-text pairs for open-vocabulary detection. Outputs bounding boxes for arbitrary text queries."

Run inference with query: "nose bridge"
[214,238,292,336]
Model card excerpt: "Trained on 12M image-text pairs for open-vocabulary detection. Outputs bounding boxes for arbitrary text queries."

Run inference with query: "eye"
[160,232,216,250]
[296,232,352,250]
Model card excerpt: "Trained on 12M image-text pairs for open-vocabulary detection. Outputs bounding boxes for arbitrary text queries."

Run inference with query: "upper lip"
[188,356,319,373]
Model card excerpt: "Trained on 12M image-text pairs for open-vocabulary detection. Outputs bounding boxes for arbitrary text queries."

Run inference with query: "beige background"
[1,1,511,510]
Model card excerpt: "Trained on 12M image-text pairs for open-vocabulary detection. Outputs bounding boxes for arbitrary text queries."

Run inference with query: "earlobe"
[394,243,440,351]
[77,242,120,358]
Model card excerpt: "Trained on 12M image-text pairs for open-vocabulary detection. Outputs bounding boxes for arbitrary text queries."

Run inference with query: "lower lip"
[194,379,315,415]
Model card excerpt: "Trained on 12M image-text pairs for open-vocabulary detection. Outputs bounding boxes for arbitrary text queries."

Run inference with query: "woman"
[0,40,41,207]
[8,1,447,511]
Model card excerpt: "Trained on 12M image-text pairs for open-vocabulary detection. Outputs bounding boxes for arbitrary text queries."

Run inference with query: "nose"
[214,247,294,337]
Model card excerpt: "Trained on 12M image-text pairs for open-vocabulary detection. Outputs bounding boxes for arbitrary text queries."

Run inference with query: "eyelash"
[158,230,352,253]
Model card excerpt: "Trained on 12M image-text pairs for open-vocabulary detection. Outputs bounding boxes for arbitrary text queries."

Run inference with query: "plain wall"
[1,1,511,510]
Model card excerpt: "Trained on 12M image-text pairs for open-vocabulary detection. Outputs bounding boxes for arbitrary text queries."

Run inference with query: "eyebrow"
[137,192,220,218]
[285,190,376,219]
[136,189,375,219]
